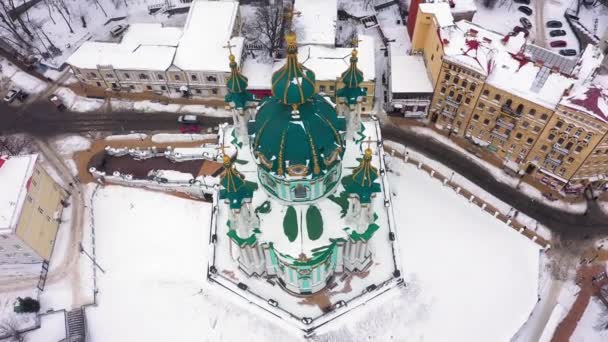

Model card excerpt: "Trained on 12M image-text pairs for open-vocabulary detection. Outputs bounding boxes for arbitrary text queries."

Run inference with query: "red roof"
[569,87,608,120]
[0,156,7,169]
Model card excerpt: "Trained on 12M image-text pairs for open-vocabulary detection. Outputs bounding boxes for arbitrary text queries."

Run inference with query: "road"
[381,123,608,239]
[534,0,546,47]
[0,101,229,135]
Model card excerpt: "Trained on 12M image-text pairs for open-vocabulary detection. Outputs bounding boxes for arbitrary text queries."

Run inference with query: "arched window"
[516,104,524,114]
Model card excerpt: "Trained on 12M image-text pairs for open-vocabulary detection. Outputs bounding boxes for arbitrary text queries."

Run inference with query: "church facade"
[217,31,388,295]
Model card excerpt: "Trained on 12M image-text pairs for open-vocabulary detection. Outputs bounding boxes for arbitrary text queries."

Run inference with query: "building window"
[146,85,152,90]
[174,75,181,81]
[440,87,446,94]
[212,89,218,95]
[319,85,326,92]
[462,80,468,88]
[129,85,135,90]
[464,97,471,105]
[14,245,21,250]
[294,185,307,199]
[482,89,489,97]
[516,104,524,114]
[206,76,217,82]
[541,145,548,151]
[362,97,367,103]
[139,73,149,80]
[477,102,485,109]
[32,179,37,186]
[456,94,462,103]
[483,119,490,126]
[88,72,96,78]
[26,195,32,203]
[515,132,523,139]
[565,141,573,150]
[556,121,564,128]
[157,74,164,80]
[453,76,459,84]
[470,83,477,92]
[105,73,113,79]
[526,138,534,145]
[473,114,479,121]
[124,73,130,79]
[575,146,583,153]
[574,129,583,138]
[565,125,573,133]
[540,113,548,121]
[191,75,198,81]
[431,54,434,61]
[444,73,451,81]
[448,90,455,98]
[38,207,43,214]
[548,134,555,141]
[195,89,202,94]
[567,157,574,163]
[557,138,565,144]
[329,85,335,91]
[585,133,593,141]
[533,126,541,133]
[494,94,501,101]
[161,86,167,91]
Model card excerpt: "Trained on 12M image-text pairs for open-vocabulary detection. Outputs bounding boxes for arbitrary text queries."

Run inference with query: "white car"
[177,114,199,124]
[3,89,20,103]
[110,24,129,37]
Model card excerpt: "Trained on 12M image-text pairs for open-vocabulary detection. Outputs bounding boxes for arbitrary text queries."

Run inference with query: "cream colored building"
[67,0,243,99]
[410,2,608,192]
[0,154,67,277]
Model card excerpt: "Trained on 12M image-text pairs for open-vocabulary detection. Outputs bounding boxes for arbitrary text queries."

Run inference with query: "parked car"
[3,89,20,103]
[513,0,530,4]
[513,26,529,35]
[518,6,532,15]
[559,49,578,56]
[110,24,129,37]
[549,29,567,37]
[520,17,532,29]
[177,114,200,124]
[16,91,28,102]
[546,20,563,28]
[48,95,67,111]
[550,40,567,48]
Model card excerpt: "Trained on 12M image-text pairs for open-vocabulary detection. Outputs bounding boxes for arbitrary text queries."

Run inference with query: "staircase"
[65,308,87,342]
[37,260,49,291]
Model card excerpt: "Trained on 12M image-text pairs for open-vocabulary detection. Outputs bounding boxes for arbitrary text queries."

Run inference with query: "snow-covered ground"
[0,57,47,95]
[575,1,608,38]
[473,0,537,41]
[571,298,608,341]
[61,152,542,341]
[545,0,579,54]
[151,133,217,143]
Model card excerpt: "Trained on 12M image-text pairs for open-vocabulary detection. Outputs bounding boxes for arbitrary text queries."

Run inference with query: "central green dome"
[252,94,345,178]
[271,32,316,106]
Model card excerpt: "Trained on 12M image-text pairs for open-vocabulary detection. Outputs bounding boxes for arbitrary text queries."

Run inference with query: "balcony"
[490,129,509,141]
[446,97,460,106]
[552,143,570,155]
[501,105,522,118]
[440,110,455,119]
[544,156,562,166]
[495,119,515,130]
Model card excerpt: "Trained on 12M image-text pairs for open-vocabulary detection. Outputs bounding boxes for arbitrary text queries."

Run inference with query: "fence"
[383,146,552,250]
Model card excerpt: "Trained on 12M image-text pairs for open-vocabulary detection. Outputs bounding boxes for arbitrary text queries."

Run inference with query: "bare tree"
[0,317,24,342]
[245,5,284,58]
[0,135,32,156]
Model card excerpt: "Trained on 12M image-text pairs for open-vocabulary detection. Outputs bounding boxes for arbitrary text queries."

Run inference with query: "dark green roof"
[225,54,254,109]
[341,147,381,203]
[251,94,345,178]
[271,32,316,106]
[219,156,258,208]
[337,49,367,105]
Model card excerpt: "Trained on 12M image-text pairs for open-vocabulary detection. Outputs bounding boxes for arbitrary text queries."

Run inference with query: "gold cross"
[222,41,236,55]
[351,37,362,48]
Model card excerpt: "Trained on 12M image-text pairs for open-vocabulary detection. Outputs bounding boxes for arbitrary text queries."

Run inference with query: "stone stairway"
[65,308,86,342]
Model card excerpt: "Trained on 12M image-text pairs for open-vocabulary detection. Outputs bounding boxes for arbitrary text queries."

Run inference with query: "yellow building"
[410,2,608,192]
[0,154,67,277]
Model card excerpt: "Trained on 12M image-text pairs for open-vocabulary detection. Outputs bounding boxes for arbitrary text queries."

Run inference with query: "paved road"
[0,101,229,135]
[381,123,608,240]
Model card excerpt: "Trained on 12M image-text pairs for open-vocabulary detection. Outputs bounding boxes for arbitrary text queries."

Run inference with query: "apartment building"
[410,2,608,192]
[0,155,67,278]
[67,0,243,99]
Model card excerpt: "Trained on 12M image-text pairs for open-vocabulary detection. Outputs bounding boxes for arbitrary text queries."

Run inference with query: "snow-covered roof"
[419,2,454,28]
[294,0,337,46]
[390,53,433,94]
[173,0,243,72]
[241,58,273,89]
[451,0,477,14]
[66,42,177,71]
[66,23,182,70]
[0,154,37,233]
[300,35,375,82]
[561,74,608,123]
[120,23,182,47]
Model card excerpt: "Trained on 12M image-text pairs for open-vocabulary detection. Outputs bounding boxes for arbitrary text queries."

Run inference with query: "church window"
[146,85,152,90]
[191,75,198,81]
[212,89,218,95]
[129,85,135,90]
[139,73,149,80]
[174,74,181,81]
[206,75,217,82]
[157,74,164,80]
[195,89,202,94]
[123,73,130,79]
[88,72,96,78]
[160,86,167,91]
[294,185,307,199]
[96,82,102,87]
[105,73,113,79]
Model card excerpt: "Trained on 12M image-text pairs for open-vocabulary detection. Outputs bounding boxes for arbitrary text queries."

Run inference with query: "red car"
[550,40,567,48]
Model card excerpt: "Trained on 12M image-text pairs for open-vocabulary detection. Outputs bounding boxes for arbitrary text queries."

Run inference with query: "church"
[214,30,397,296]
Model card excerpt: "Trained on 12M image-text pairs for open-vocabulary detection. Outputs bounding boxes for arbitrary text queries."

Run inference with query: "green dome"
[219,155,258,209]
[342,146,381,203]
[271,32,316,106]
[340,50,364,88]
[225,54,254,109]
[251,94,345,178]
